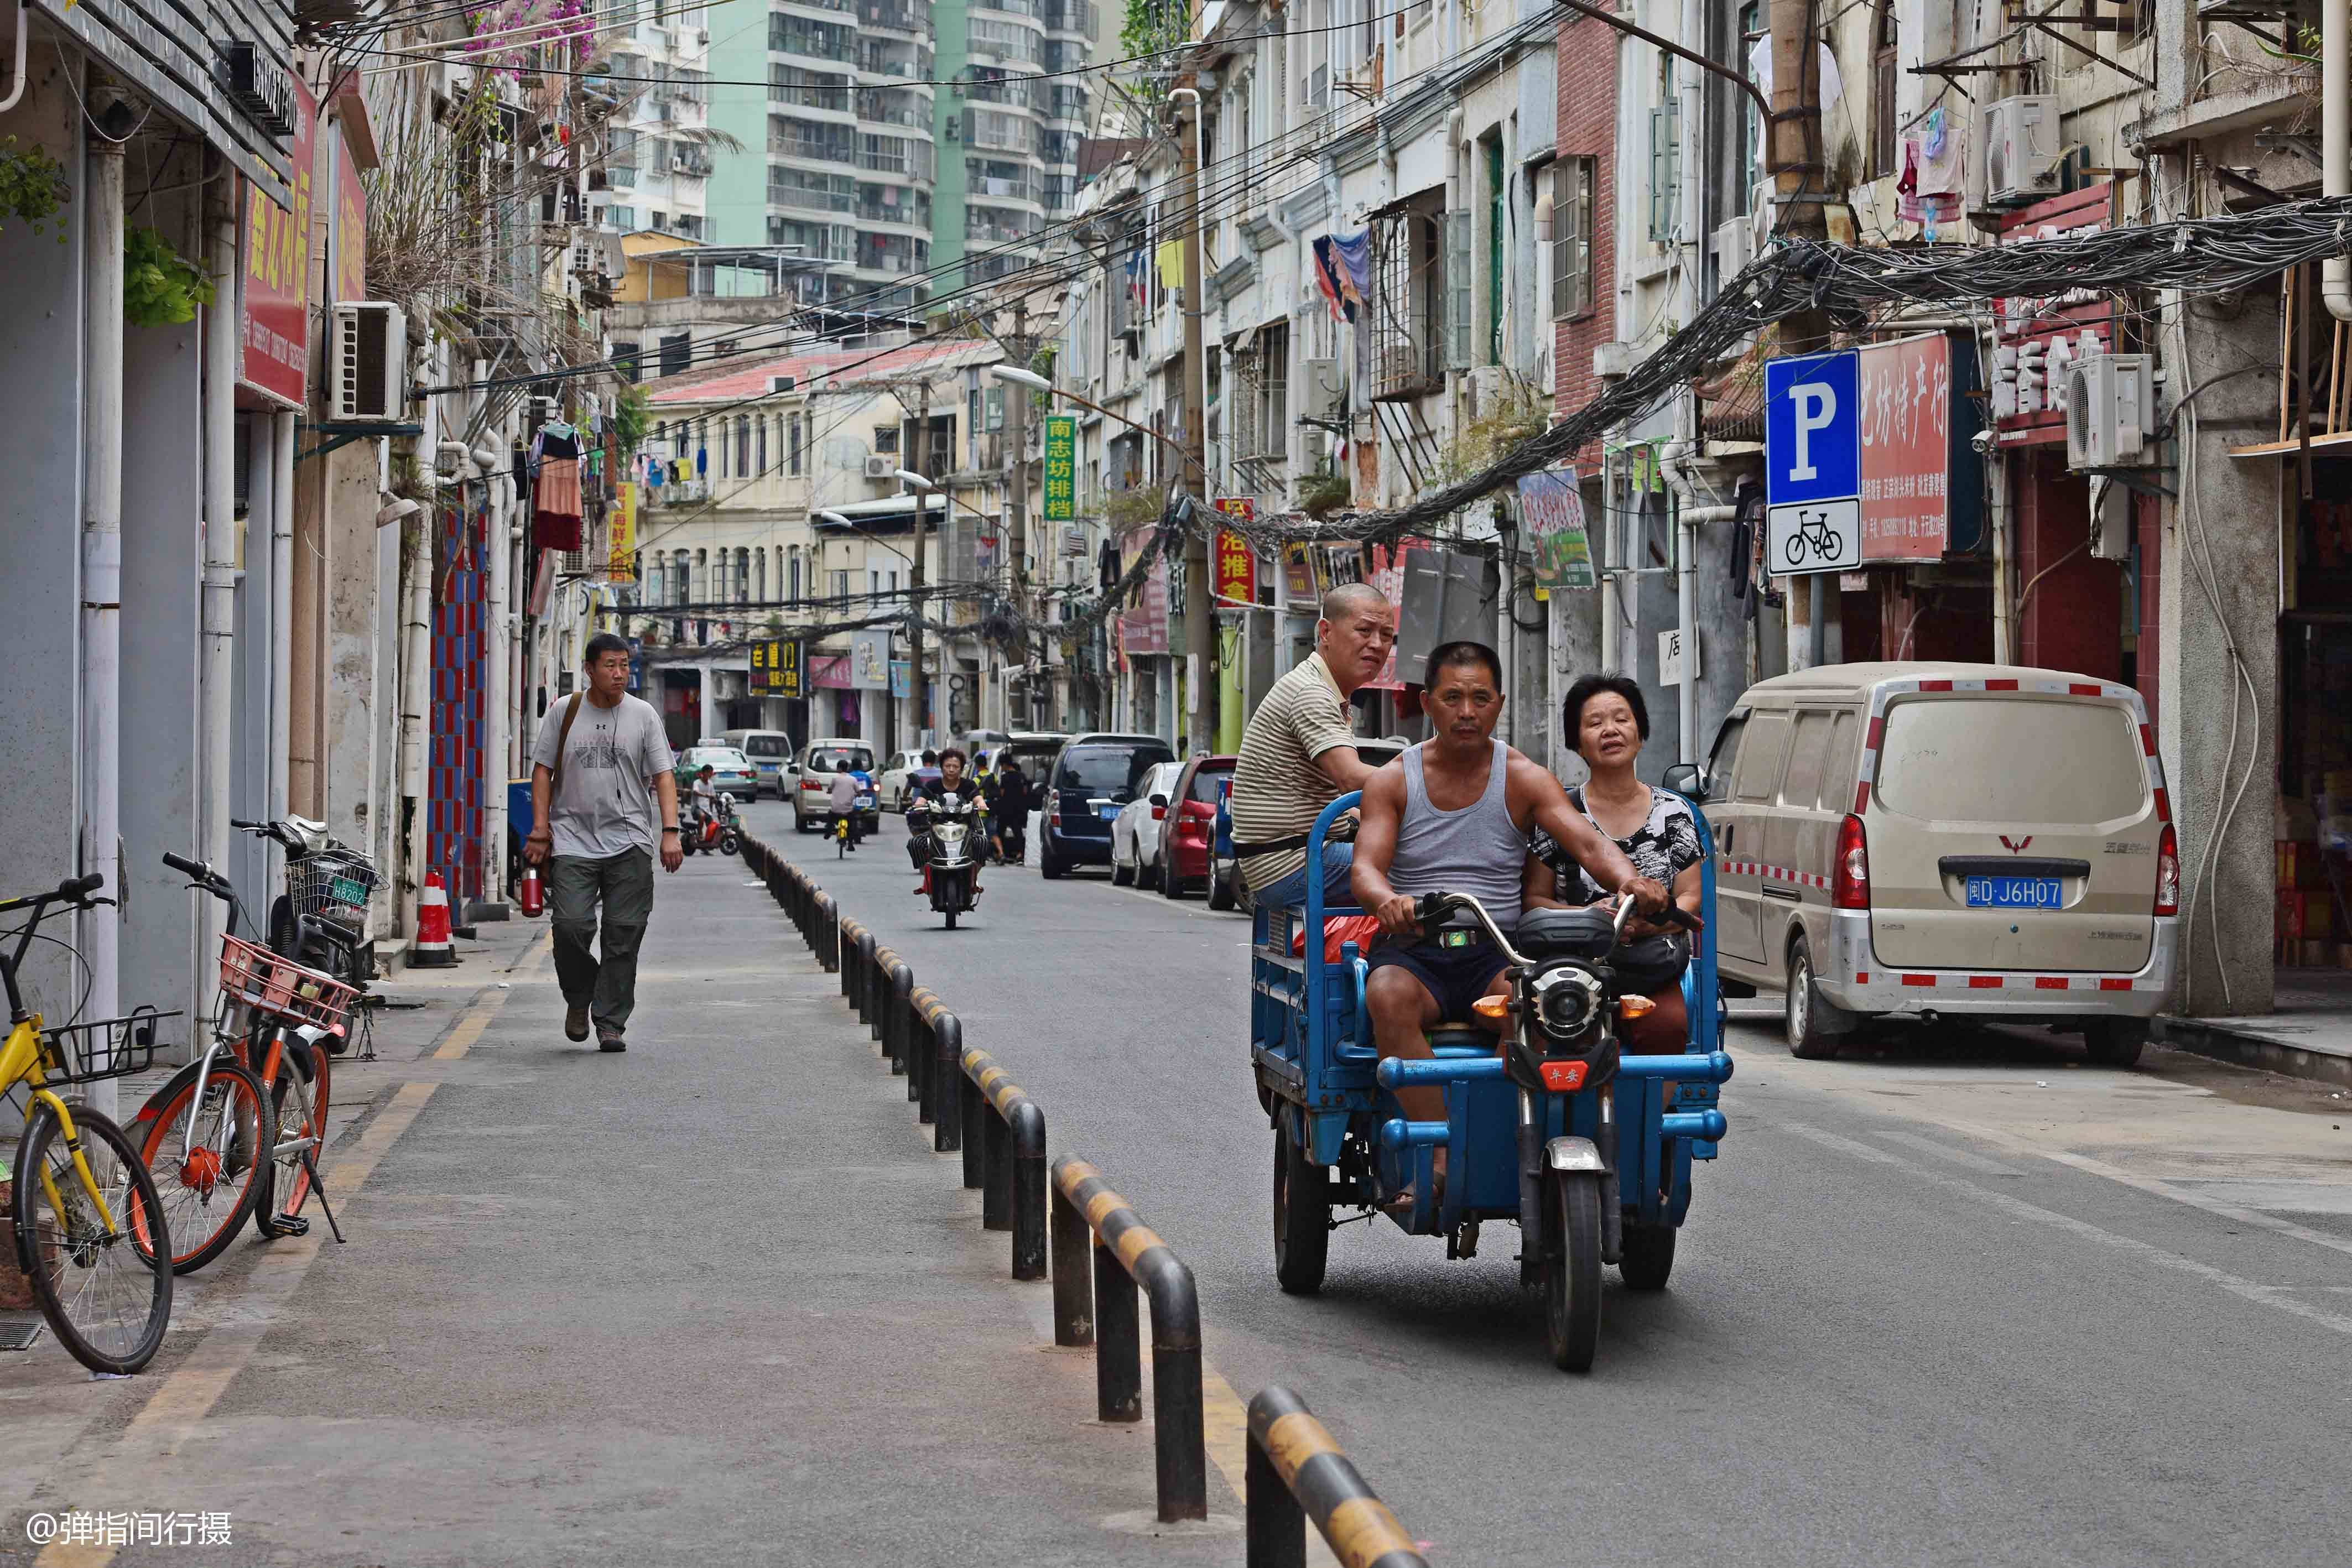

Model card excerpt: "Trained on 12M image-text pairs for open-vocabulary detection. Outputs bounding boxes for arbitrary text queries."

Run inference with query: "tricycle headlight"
[1527,965,1603,1043]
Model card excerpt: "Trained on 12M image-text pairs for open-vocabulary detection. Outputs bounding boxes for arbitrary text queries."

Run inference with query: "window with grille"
[1551,157,1594,320]
[735,416,750,475]
[1872,0,1898,179]
[1368,201,1444,400]
[737,549,751,602]
[790,415,804,475]
[756,416,768,475]
[874,424,899,454]
[1648,59,1681,245]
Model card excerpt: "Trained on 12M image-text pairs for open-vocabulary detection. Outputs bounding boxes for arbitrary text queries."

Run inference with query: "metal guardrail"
[1049,1155,1206,1523]
[1245,1387,1427,1568]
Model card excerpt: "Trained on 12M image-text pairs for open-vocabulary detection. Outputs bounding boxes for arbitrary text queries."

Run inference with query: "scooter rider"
[689,765,722,838]
[909,747,986,897]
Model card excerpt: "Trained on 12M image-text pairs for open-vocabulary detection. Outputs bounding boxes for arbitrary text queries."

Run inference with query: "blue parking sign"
[1765,351,1860,506]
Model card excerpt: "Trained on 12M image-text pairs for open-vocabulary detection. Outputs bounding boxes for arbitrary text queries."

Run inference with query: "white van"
[722,729,797,799]
[1675,663,2179,1066]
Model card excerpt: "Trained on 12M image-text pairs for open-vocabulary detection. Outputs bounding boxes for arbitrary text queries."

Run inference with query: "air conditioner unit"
[330,303,408,423]
[1299,357,1342,421]
[695,27,710,47]
[1985,94,2062,206]
[2063,351,2152,471]
[864,454,897,478]
[1749,179,1776,250]
[1713,216,1756,281]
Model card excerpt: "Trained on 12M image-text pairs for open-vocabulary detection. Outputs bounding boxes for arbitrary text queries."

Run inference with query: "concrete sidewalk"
[0,856,1240,1566]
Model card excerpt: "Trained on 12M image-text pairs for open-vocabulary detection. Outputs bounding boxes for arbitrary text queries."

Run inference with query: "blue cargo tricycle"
[1248,790,1734,1371]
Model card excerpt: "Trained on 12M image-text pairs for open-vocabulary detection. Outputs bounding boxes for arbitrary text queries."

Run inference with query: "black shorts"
[1367,939,1510,1024]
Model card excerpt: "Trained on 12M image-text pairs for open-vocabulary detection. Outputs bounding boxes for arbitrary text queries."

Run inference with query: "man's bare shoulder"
[1360,758,1408,801]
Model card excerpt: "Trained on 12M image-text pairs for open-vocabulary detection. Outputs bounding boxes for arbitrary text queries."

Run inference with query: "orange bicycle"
[136,846,354,1270]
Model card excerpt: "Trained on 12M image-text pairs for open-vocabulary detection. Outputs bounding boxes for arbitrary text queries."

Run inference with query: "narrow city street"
[0,854,1245,1567]
[750,804,2352,1567]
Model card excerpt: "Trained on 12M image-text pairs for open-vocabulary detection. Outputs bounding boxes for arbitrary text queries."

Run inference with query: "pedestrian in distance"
[525,631,683,1053]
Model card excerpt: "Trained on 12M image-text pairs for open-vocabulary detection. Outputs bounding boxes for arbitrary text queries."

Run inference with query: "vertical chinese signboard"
[241,74,318,405]
[1213,498,1256,603]
[332,125,366,308]
[1515,468,1596,589]
[1120,527,1169,655]
[1041,415,1076,522]
[608,482,638,582]
[1857,332,1958,562]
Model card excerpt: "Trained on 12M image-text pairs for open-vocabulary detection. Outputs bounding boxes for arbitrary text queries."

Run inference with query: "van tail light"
[1831,814,1871,910]
[1151,805,1165,820]
[2154,823,2179,916]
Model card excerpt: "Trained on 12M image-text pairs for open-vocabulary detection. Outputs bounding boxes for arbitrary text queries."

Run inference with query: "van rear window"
[1875,699,2146,823]
[741,736,790,758]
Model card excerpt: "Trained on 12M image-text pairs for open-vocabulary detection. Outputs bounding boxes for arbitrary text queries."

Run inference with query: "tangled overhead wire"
[1333,195,2352,541]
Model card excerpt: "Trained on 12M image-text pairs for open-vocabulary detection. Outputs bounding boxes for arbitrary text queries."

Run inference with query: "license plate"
[1965,876,2063,909]
[1099,804,1120,820]
[329,876,369,905]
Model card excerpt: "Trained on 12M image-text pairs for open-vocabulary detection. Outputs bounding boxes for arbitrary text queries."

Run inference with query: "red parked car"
[1156,754,1236,900]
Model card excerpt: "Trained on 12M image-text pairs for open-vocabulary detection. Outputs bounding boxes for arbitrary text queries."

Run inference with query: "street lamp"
[983,364,1203,477]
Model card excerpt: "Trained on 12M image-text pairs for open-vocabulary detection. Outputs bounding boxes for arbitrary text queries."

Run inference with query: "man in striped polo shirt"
[1230,583,1398,907]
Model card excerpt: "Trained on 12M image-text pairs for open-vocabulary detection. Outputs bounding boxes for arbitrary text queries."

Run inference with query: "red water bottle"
[518,866,544,918]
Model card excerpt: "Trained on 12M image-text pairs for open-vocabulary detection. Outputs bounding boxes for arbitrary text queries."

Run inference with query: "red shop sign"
[240,73,319,407]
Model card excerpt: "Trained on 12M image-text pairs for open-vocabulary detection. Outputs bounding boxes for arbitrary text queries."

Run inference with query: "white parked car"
[877,749,939,810]
[1110,761,1187,890]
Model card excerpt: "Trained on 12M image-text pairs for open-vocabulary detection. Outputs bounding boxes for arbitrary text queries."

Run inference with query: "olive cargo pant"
[548,847,656,1035]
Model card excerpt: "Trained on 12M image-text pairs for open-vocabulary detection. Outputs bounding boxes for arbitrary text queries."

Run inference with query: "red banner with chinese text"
[241,74,319,406]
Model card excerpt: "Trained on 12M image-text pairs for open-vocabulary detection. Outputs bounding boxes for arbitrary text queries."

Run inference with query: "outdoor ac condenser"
[331,302,408,423]
[1984,95,2062,206]
[863,455,897,479]
[2063,352,2152,470]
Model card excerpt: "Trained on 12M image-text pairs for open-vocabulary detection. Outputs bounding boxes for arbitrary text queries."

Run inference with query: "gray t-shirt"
[530,693,677,859]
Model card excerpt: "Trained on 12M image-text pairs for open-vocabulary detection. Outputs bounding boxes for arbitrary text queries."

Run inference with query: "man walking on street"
[525,632,683,1052]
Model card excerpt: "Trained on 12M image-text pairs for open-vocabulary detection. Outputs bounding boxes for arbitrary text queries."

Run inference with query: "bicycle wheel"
[1783,528,1807,567]
[12,1102,173,1374]
[135,1057,274,1274]
[254,1037,331,1238]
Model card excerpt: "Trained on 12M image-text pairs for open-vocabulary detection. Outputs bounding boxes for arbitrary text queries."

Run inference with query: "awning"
[814,494,950,522]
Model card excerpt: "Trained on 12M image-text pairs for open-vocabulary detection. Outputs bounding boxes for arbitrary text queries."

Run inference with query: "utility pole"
[1176,82,1213,755]
[1003,300,1031,728]
[910,381,930,746]
[1768,0,1831,671]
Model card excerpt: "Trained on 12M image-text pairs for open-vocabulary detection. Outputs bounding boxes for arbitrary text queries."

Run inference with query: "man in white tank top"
[1351,642,1669,1199]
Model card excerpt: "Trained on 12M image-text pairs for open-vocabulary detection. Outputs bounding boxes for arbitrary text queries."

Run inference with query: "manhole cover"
[0,1314,46,1352]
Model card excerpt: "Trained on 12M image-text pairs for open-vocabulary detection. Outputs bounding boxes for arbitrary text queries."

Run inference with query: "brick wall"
[1553,14,1616,470]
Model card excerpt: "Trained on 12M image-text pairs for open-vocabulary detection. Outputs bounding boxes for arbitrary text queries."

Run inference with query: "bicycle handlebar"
[161,852,211,879]
[230,818,263,830]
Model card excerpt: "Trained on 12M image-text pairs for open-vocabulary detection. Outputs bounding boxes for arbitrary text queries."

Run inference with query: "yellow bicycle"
[2,874,173,1374]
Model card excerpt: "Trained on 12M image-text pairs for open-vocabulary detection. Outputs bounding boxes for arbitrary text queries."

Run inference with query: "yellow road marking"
[1198,1366,1340,1566]
[34,941,544,1567]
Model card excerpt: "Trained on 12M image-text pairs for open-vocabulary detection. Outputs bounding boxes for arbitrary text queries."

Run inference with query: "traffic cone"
[411,872,459,968]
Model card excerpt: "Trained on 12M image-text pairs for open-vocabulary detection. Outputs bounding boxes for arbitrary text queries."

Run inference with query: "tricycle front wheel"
[1544,1170,1604,1372]
[1619,1218,1675,1291]
[1273,1119,1329,1295]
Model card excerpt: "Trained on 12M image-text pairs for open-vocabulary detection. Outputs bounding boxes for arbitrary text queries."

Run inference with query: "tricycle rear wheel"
[1273,1118,1329,1295]
[1618,1218,1676,1291]
[1544,1171,1604,1372]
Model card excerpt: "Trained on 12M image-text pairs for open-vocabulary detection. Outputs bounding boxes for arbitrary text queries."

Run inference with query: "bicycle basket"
[287,842,382,922]
[218,934,356,1038]
[41,1006,179,1085]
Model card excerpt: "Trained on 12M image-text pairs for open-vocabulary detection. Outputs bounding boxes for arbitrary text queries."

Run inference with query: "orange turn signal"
[1617,995,1656,1020]
[1472,994,1511,1020]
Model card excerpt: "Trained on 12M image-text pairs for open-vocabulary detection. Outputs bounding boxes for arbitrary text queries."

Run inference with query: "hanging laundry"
[1125,247,1148,310]
[1328,231,1372,319]
[1310,236,1358,324]
[529,420,584,553]
[1156,239,1185,293]
[1098,535,1122,592]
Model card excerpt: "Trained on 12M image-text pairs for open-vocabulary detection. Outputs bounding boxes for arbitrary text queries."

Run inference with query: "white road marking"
[1781,1121,2352,1338]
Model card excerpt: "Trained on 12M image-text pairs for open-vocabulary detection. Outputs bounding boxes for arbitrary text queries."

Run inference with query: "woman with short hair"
[1522,674,1706,1049]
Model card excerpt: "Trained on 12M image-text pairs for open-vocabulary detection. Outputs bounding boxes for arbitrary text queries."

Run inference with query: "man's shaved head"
[1320,582,1387,623]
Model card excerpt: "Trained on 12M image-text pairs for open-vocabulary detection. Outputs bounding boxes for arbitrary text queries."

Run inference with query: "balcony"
[1040,0,1097,36]
[858,0,929,33]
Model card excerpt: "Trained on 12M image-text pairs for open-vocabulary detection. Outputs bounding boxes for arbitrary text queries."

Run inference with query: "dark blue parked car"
[1038,733,1177,879]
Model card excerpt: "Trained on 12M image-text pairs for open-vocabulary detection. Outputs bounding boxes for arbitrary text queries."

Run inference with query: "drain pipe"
[79,88,126,1117]
[1663,441,1739,764]
[0,0,27,116]
[2329,0,2352,322]
[199,196,238,975]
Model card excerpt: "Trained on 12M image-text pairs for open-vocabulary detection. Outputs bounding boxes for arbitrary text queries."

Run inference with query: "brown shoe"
[597,1029,626,1053]
[565,1002,590,1042]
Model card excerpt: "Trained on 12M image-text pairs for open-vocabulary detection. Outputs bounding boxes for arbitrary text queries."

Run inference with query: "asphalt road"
[756,800,2352,1568]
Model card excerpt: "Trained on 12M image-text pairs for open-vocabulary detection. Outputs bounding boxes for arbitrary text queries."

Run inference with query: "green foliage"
[1298,470,1351,519]
[123,227,216,328]
[0,137,71,244]
[1106,482,1168,532]
[612,382,653,452]
[1119,0,1188,66]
